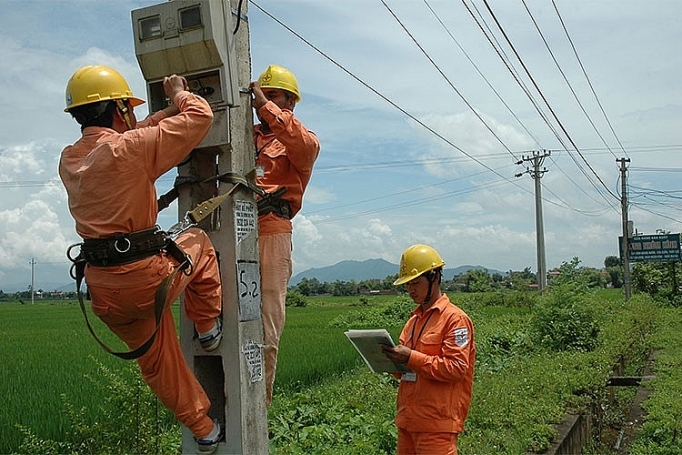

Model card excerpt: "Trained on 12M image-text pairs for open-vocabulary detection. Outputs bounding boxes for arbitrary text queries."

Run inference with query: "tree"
[604,255,620,268]
[551,257,606,289]
[463,269,493,293]
[505,267,535,290]
[632,261,681,305]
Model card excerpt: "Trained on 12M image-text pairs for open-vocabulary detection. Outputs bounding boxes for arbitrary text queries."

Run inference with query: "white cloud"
[302,185,336,205]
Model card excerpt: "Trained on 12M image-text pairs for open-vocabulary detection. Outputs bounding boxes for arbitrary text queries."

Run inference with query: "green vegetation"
[2,267,681,454]
[627,306,682,455]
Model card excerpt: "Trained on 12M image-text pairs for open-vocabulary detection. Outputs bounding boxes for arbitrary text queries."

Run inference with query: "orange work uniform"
[396,294,475,455]
[59,91,221,439]
[254,100,319,403]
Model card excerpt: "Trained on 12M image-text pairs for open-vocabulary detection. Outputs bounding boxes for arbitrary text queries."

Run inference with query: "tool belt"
[81,227,170,266]
[257,187,291,220]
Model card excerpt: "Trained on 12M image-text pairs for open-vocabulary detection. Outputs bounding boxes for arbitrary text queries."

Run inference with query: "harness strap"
[74,263,181,360]
[257,186,290,219]
[157,176,198,212]
[69,233,192,360]
[81,227,168,266]
[157,171,265,214]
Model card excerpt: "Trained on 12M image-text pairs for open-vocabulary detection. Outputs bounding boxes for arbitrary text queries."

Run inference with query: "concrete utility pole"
[30,258,36,304]
[132,1,268,453]
[617,158,632,301]
[516,150,550,292]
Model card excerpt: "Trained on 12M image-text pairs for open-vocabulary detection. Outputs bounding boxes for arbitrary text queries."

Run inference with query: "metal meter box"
[132,0,240,149]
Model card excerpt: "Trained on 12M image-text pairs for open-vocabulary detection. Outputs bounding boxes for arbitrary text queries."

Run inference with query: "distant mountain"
[290,259,396,285]
[290,259,502,285]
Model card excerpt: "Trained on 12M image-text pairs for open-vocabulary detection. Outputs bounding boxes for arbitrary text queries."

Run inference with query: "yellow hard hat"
[258,64,301,102]
[393,244,446,286]
[64,65,145,112]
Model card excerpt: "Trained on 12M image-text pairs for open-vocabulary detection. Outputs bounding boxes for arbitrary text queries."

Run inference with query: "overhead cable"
[480,0,619,206]
[381,0,520,161]
[250,0,528,192]
[521,0,619,160]
[551,0,629,159]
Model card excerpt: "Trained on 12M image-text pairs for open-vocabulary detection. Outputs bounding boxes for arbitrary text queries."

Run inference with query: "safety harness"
[68,181,244,360]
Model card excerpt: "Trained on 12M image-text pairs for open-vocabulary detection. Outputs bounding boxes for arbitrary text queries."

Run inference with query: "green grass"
[0,297,365,454]
[0,302,141,452]
[275,305,361,391]
[627,306,682,455]
[2,290,681,455]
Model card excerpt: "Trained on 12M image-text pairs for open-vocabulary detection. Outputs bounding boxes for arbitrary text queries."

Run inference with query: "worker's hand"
[164,75,189,102]
[381,344,412,364]
[250,81,268,111]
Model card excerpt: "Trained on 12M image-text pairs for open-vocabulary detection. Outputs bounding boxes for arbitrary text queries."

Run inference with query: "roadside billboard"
[619,233,681,263]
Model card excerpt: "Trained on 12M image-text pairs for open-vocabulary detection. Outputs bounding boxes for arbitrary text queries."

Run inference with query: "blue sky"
[1,0,681,291]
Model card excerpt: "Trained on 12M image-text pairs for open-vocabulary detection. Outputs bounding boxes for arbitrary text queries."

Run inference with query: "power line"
[250,1,677,225]
[460,0,613,206]
[460,0,565,147]
[521,0,619,160]
[422,0,544,149]
[380,0,520,161]
[478,0,619,207]
[250,0,528,191]
[551,0,629,159]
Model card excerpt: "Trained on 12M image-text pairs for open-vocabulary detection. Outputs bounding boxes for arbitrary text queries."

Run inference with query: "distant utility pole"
[617,158,632,300]
[29,258,36,304]
[516,150,551,292]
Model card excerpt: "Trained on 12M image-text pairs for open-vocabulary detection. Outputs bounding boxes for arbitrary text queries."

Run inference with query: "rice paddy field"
[0,301,140,452]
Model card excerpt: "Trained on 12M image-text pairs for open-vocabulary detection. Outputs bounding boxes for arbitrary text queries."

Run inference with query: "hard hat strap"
[421,269,442,305]
[115,99,133,130]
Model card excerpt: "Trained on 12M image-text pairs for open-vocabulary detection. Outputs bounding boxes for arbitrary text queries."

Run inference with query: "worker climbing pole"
[132,1,268,453]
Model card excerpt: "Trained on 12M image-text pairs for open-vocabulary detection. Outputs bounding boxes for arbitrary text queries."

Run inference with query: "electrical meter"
[132,0,241,150]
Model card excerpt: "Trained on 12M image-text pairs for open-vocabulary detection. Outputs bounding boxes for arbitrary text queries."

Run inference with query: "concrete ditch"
[527,351,656,455]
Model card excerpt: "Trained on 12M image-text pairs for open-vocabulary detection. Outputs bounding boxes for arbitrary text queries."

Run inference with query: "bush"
[269,372,397,455]
[330,296,414,330]
[286,290,308,307]
[531,285,601,352]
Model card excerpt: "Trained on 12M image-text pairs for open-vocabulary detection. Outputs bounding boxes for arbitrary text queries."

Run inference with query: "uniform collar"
[411,293,448,317]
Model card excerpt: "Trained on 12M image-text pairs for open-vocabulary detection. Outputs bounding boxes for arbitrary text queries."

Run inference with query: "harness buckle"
[166,215,195,241]
[66,242,83,263]
[114,237,131,253]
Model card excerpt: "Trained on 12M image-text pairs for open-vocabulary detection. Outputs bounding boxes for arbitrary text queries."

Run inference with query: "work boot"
[198,318,222,351]
[196,420,222,454]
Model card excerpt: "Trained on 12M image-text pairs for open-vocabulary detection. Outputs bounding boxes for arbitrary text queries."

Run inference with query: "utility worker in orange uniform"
[250,64,320,405]
[382,244,475,455]
[59,65,223,454]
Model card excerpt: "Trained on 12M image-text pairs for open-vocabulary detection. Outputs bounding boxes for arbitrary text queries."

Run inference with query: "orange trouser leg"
[397,427,458,455]
[89,227,221,439]
[174,228,222,334]
[259,232,292,405]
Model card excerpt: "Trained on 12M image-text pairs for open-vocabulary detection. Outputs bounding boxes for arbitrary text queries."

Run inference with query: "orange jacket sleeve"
[256,101,319,177]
